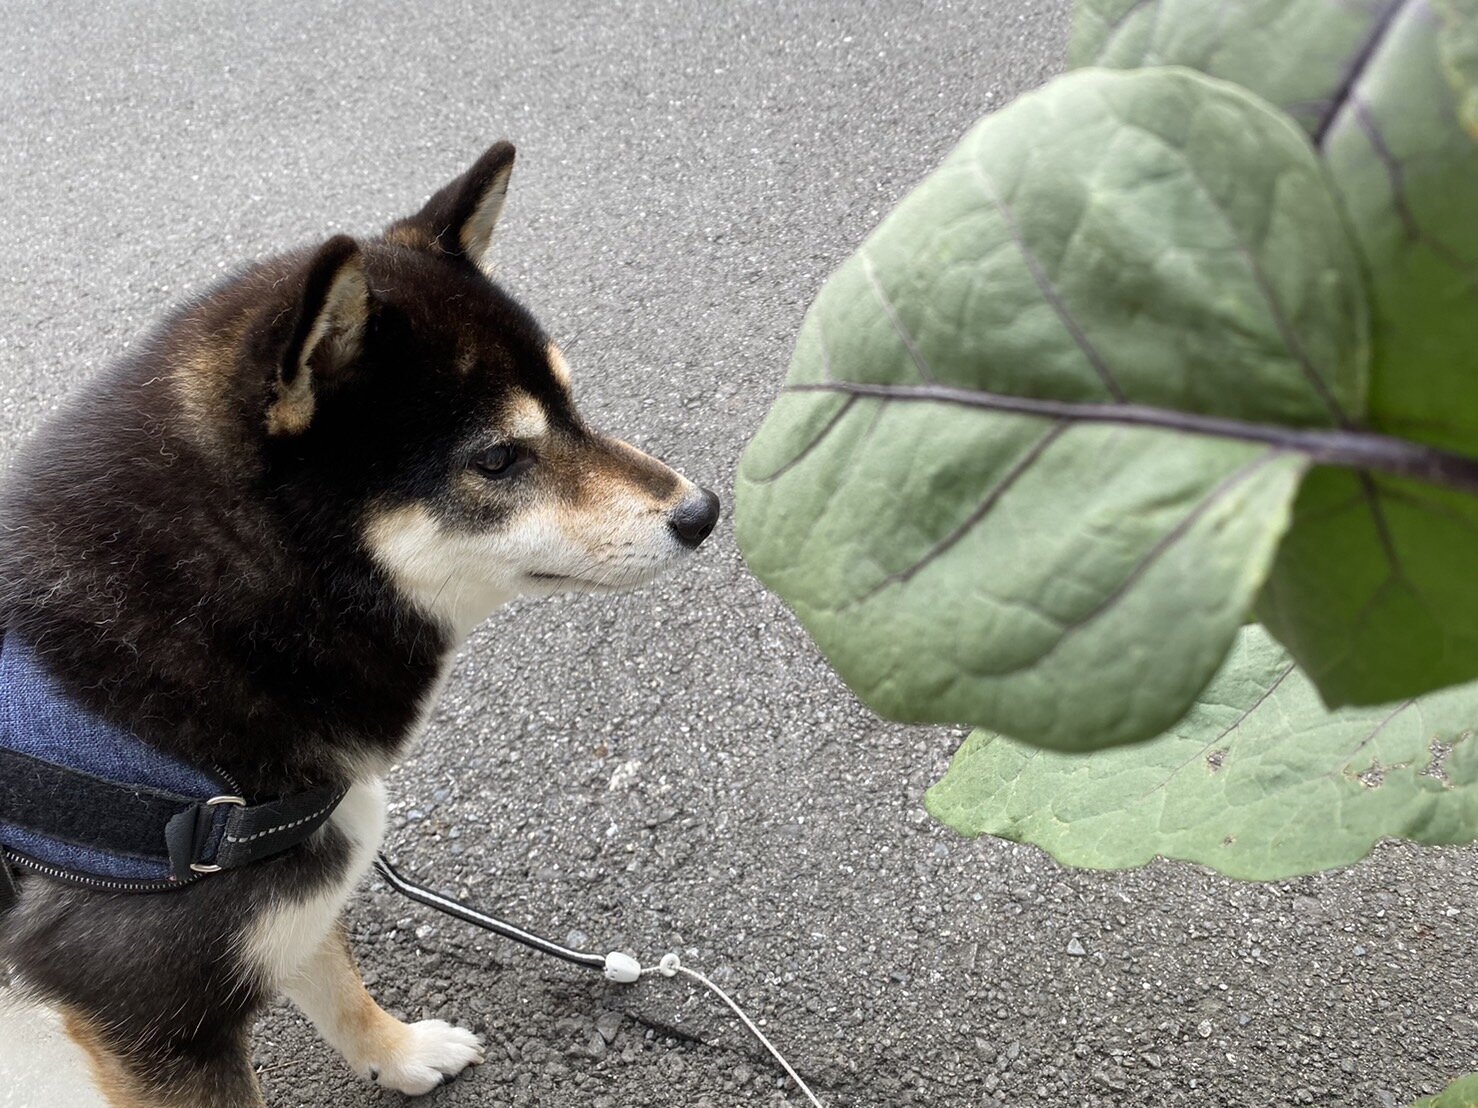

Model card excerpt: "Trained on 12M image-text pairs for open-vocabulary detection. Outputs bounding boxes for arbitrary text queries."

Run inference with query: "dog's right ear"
[267,234,369,437]
[384,141,516,277]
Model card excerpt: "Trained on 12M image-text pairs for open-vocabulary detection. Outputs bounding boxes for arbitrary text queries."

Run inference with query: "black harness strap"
[0,745,344,883]
[0,623,347,890]
[193,785,348,873]
[0,745,198,858]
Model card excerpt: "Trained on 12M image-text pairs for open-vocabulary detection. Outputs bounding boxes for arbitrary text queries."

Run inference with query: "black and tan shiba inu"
[0,141,719,1107]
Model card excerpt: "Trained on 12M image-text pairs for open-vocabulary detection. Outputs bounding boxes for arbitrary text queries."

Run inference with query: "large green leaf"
[1271,0,1478,704]
[1076,0,1478,447]
[925,625,1478,880]
[1074,0,1478,707]
[1258,471,1478,706]
[1072,0,1397,135]
[1323,0,1478,453]
[737,66,1365,750]
[1413,1074,1478,1108]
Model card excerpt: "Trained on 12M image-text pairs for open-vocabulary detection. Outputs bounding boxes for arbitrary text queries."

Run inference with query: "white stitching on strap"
[223,791,345,845]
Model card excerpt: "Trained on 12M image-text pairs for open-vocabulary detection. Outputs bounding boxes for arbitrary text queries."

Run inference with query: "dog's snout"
[668,488,721,549]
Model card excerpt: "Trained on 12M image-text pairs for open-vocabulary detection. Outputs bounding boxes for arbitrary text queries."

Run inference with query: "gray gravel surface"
[2,2,1477,1106]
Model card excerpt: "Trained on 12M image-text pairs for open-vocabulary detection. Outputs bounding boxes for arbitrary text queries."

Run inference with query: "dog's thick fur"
[0,142,718,1106]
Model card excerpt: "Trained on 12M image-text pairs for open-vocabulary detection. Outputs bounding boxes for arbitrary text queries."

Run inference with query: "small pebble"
[595,1012,623,1044]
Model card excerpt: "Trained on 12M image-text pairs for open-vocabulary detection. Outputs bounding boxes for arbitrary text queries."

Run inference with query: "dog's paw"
[365,1019,485,1095]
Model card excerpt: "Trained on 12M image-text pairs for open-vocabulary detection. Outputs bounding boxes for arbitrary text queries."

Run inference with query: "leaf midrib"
[1313,0,1412,148]
[782,380,1478,496]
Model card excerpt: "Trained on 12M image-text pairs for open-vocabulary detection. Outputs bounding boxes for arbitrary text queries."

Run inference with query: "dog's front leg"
[281,922,484,1094]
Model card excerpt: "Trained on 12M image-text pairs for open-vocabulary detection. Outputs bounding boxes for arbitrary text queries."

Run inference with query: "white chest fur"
[245,778,387,988]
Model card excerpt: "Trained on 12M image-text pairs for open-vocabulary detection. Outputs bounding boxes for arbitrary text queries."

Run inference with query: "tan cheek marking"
[502,392,550,440]
[366,502,431,542]
[547,341,572,388]
[364,503,443,584]
[60,1009,157,1108]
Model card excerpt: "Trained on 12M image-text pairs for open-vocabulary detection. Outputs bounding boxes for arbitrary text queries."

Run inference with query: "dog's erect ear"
[267,234,369,437]
[385,141,516,277]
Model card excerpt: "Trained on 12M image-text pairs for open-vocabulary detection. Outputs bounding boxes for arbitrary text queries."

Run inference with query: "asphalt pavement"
[1,2,1476,1106]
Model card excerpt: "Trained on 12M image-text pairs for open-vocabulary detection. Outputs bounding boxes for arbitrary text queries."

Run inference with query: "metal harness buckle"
[187,795,246,874]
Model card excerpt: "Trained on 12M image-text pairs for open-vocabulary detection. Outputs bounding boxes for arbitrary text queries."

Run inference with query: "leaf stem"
[784,381,1478,496]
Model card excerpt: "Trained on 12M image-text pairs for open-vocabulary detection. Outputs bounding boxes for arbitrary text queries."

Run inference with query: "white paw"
[365,1019,485,1095]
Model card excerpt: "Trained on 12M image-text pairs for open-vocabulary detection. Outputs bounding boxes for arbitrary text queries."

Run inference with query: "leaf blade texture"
[737,67,1363,749]
[926,625,1478,879]
[1074,0,1478,705]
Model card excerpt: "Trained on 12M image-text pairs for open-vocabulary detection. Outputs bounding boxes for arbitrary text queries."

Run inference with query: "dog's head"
[180,142,718,638]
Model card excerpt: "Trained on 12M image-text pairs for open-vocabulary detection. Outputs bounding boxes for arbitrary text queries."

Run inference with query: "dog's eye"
[474,444,528,478]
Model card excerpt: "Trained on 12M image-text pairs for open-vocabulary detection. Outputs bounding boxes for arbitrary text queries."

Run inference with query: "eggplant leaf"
[737,66,1366,750]
[1074,0,1478,706]
[1412,1074,1478,1108]
[925,625,1478,880]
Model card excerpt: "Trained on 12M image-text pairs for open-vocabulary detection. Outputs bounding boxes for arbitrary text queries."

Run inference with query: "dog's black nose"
[669,488,721,549]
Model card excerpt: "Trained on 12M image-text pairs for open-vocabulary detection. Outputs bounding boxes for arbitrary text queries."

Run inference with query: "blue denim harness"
[0,626,345,895]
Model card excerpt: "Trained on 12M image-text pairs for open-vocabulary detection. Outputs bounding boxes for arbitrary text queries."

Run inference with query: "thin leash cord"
[374,851,825,1107]
[644,952,825,1108]
[374,853,604,971]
